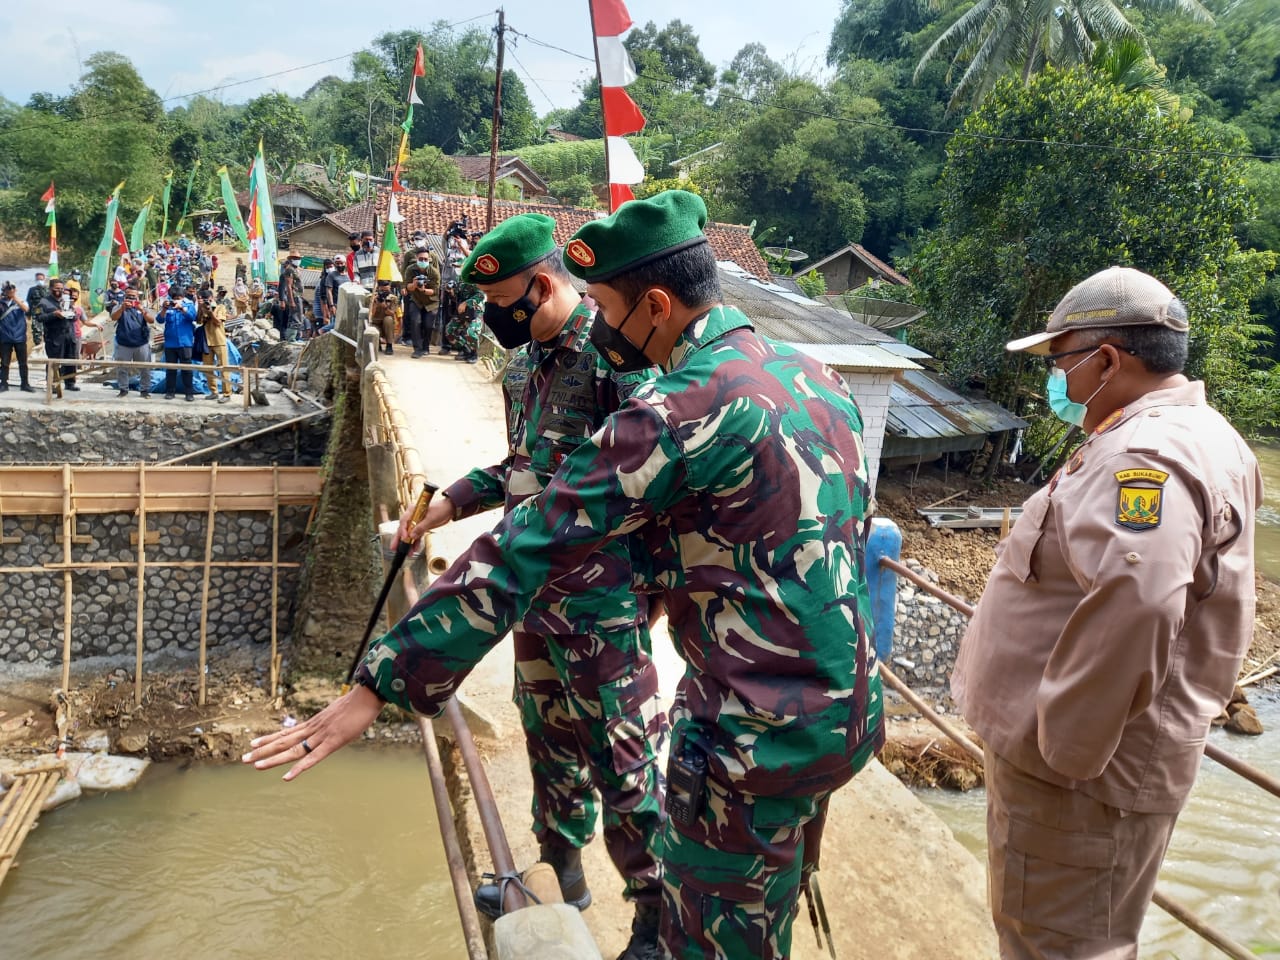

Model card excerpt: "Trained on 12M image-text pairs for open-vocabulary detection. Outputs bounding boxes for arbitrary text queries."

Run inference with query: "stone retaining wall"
[0,507,310,665]
[888,557,970,689]
[0,409,329,466]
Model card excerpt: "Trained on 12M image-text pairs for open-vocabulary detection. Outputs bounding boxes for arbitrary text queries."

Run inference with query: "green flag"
[160,171,173,238]
[129,197,153,252]
[400,104,414,135]
[217,166,250,250]
[91,183,124,313]
[176,160,200,232]
[253,140,279,282]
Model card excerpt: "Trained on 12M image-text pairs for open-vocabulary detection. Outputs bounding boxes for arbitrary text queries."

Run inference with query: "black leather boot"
[473,838,592,919]
[616,901,662,960]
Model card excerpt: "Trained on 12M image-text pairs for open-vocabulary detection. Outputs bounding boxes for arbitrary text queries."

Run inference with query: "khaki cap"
[1006,266,1188,354]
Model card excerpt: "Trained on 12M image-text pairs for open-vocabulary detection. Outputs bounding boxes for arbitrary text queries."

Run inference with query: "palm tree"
[915,0,1212,108]
[1090,37,1185,117]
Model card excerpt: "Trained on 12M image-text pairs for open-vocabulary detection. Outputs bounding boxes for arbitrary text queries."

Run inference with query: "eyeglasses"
[1041,343,1138,370]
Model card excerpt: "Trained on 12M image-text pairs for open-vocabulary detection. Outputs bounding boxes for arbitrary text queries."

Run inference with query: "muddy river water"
[0,749,468,960]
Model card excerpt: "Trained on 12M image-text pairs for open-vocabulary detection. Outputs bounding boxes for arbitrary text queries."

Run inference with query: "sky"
[1,0,845,115]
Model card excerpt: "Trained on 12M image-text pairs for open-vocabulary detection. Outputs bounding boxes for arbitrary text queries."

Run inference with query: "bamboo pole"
[156,407,329,466]
[269,464,280,705]
[135,462,147,707]
[60,463,73,693]
[0,769,59,888]
[0,561,301,574]
[197,463,218,706]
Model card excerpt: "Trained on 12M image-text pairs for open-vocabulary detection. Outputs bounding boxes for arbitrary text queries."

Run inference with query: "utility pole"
[485,8,506,231]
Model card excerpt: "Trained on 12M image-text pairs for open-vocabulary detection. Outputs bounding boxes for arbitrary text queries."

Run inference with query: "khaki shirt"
[199,303,228,347]
[952,381,1261,814]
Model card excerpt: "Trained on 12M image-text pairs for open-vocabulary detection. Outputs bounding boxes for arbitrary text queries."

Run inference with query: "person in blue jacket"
[0,282,33,392]
[158,293,197,400]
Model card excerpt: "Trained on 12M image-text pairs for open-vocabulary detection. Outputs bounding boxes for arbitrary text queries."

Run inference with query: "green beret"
[459,213,557,284]
[563,191,709,283]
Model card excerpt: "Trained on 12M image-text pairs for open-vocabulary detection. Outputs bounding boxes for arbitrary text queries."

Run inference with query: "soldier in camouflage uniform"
[245,192,884,960]
[406,214,667,955]
[444,283,484,362]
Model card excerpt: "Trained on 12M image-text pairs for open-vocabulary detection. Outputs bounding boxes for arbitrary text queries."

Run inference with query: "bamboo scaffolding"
[0,561,300,574]
[270,465,280,704]
[197,464,218,706]
[135,463,147,706]
[60,464,73,692]
[0,768,61,889]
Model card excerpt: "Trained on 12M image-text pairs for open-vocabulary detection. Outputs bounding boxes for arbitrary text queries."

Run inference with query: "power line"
[0,14,499,137]
[501,25,1280,163]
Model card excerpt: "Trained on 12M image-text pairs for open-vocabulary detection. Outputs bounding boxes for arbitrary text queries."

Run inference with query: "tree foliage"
[908,67,1278,432]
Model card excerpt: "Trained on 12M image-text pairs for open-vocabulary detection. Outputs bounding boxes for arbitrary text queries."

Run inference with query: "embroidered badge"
[566,239,596,267]
[1115,468,1169,531]
[1065,450,1085,475]
[474,254,500,276]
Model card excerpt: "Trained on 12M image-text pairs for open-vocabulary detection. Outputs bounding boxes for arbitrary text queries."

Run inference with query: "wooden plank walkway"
[0,759,64,889]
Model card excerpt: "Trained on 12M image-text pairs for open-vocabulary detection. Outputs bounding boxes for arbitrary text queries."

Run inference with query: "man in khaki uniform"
[952,266,1262,959]
[198,293,232,403]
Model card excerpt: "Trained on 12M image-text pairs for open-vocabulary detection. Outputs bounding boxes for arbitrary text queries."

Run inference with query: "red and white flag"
[589,0,646,210]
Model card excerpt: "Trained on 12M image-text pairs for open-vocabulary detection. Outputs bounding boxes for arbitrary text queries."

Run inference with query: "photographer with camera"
[0,282,33,392]
[403,246,440,358]
[110,288,155,398]
[370,279,399,355]
[32,278,81,393]
[158,290,197,401]
[197,290,232,403]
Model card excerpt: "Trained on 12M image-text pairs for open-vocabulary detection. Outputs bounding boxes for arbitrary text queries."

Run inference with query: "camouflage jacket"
[442,303,649,634]
[360,305,883,797]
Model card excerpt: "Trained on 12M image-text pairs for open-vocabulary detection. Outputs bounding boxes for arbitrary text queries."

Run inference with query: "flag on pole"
[217,166,250,249]
[176,160,200,232]
[160,171,173,239]
[129,197,153,252]
[112,212,130,258]
[412,41,426,78]
[252,139,280,282]
[41,182,58,278]
[376,194,404,282]
[401,105,414,135]
[408,81,423,106]
[589,0,646,211]
[91,183,124,312]
[246,156,262,281]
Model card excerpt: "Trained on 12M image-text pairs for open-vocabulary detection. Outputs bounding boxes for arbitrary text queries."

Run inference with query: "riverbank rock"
[42,777,82,811]
[75,753,150,791]
[1226,702,1264,735]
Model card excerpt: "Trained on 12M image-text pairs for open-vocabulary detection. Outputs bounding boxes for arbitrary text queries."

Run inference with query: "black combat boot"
[616,901,662,960]
[473,837,592,919]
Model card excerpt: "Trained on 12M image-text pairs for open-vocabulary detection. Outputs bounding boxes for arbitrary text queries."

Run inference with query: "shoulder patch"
[1115,468,1168,531]
[1094,408,1125,434]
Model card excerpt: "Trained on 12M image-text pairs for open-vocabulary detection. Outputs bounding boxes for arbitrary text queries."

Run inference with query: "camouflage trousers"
[445,314,481,354]
[514,625,667,904]
[660,769,832,959]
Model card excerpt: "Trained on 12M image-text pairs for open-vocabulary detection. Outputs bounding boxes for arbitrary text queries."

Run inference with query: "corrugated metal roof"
[785,343,922,371]
[717,264,909,349]
[886,370,1027,439]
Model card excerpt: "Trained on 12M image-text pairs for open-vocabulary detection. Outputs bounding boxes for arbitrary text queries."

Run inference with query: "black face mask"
[482,275,543,349]
[590,296,654,373]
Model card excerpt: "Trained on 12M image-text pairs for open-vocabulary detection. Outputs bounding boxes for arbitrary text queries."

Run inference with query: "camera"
[445,216,470,241]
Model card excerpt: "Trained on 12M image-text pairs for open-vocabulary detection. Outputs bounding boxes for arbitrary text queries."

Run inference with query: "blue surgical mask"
[1045,349,1102,427]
